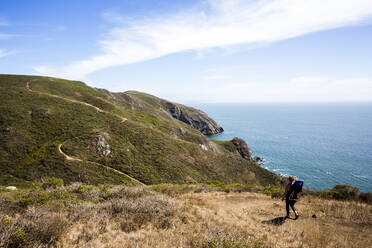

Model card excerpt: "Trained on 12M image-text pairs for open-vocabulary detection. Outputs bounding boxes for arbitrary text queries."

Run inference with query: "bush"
[105,193,178,232]
[206,180,225,188]
[359,192,372,204]
[0,217,27,248]
[150,184,201,196]
[0,208,69,248]
[41,177,64,190]
[150,183,260,196]
[333,184,359,199]
[189,227,264,248]
[318,184,360,201]
[20,207,69,246]
[263,185,284,198]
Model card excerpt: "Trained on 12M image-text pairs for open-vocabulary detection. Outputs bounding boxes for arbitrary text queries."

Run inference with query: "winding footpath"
[27,80,144,186]
[26,81,127,122]
[58,142,144,185]
[57,144,82,162]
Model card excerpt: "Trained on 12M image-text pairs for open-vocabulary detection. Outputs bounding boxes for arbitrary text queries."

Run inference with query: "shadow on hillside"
[262,216,287,226]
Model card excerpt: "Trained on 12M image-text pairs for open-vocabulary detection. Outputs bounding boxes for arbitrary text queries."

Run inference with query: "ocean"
[192,103,372,192]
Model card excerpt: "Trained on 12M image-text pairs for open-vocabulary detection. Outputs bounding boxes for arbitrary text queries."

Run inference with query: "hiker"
[282,175,300,219]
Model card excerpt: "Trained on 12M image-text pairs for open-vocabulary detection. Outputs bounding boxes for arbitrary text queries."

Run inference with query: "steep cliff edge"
[161,101,223,135]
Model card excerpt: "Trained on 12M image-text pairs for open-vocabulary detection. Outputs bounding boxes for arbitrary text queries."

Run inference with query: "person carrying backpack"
[282,175,303,219]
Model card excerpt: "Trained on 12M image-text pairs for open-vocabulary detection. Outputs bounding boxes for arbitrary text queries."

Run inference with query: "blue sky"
[1,0,372,103]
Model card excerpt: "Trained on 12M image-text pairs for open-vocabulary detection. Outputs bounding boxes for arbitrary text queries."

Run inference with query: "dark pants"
[286,199,296,216]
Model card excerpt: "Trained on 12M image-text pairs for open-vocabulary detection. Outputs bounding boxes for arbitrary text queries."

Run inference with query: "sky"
[1,0,372,103]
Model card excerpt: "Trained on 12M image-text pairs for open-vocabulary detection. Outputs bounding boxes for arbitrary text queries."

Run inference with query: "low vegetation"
[0,74,278,187]
[0,183,178,248]
[263,183,372,204]
[210,139,237,153]
[0,183,370,248]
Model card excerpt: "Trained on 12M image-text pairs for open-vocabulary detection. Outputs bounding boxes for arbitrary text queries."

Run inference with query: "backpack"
[292,180,304,193]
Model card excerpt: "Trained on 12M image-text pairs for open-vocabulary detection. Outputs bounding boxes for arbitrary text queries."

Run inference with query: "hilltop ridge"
[0,74,279,187]
[98,89,224,136]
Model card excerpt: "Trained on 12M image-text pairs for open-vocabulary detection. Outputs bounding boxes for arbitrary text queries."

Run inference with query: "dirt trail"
[27,80,142,185]
[181,192,372,248]
[58,142,145,185]
[57,144,82,162]
[25,80,127,122]
[87,160,145,186]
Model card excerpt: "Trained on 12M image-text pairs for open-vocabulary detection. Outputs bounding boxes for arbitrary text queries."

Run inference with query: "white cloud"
[0,34,14,40]
[34,0,372,79]
[0,49,12,58]
[195,77,372,102]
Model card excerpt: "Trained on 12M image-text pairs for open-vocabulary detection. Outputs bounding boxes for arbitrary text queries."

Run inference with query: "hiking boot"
[285,215,290,219]
[294,214,299,220]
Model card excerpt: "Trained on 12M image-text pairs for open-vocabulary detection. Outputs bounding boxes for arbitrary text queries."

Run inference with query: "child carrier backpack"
[293,180,304,193]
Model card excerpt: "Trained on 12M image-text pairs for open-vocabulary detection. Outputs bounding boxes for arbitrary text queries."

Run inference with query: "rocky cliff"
[232,137,253,161]
[162,101,224,135]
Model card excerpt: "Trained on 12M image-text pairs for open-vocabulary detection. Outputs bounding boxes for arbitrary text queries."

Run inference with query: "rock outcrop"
[95,133,111,157]
[253,156,265,166]
[232,137,253,161]
[162,101,224,135]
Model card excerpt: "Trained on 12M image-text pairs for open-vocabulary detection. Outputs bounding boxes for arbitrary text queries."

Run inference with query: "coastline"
[198,102,372,193]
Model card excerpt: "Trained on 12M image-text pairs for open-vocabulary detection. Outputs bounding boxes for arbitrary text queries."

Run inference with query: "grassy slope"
[0,74,277,187]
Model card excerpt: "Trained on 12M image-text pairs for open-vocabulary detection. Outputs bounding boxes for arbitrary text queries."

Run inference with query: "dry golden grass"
[56,190,371,248]
[178,192,372,248]
[1,185,371,248]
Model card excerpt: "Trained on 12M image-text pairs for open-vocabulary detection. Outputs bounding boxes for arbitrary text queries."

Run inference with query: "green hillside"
[0,74,278,187]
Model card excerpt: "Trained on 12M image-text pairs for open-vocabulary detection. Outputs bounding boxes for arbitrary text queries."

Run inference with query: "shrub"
[318,184,360,201]
[1,209,70,248]
[150,184,206,196]
[189,227,264,248]
[359,192,372,204]
[0,184,182,247]
[263,185,284,198]
[333,184,359,199]
[19,207,69,246]
[0,217,27,248]
[206,180,226,188]
[105,193,178,232]
[190,237,258,248]
[41,177,64,190]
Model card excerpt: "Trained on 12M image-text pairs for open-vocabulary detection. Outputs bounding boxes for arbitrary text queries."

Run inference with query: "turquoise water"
[192,103,372,192]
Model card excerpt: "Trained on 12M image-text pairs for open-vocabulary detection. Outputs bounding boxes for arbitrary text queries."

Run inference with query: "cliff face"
[232,137,253,161]
[162,101,224,135]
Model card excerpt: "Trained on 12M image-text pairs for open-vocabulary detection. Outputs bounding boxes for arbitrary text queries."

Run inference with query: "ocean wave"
[351,173,368,179]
